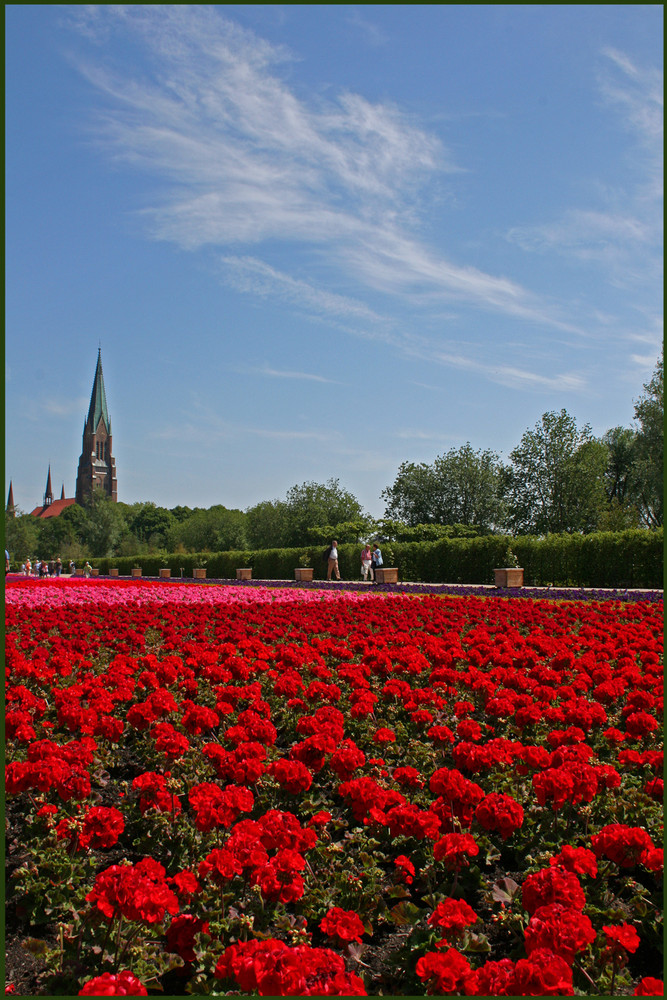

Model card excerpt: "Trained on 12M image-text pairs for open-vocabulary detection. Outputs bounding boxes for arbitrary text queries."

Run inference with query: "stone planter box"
[90,568,100,577]
[494,568,524,588]
[374,567,399,584]
[236,568,252,580]
[109,568,119,577]
[294,567,314,582]
[131,568,142,578]
[193,568,207,580]
[159,568,171,579]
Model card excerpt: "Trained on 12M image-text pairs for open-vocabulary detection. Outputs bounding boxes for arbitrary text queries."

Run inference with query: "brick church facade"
[10,349,118,519]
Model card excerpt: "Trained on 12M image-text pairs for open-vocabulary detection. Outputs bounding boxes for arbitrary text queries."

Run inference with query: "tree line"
[5,351,662,562]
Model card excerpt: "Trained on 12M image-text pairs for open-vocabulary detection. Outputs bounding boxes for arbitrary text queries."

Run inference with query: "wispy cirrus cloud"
[66,5,578,340]
[43,397,88,418]
[235,363,342,385]
[222,256,386,326]
[507,48,662,291]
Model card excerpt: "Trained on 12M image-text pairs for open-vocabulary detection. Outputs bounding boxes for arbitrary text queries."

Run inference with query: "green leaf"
[390,901,422,926]
[22,938,49,956]
[388,886,412,899]
[466,933,491,953]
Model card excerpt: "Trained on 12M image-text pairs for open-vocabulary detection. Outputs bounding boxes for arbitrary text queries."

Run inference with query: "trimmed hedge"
[90,529,662,589]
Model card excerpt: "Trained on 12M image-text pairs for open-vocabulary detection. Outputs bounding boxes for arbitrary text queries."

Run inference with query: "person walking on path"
[371,543,383,583]
[361,543,372,582]
[327,540,341,581]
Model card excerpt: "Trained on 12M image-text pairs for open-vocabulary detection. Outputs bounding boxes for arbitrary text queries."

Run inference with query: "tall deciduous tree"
[168,506,247,552]
[282,479,364,547]
[245,499,290,550]
[79,489,129,557]
[381,443,504,530]
[246,479,364,548]
[4,510,39,562]
[505,410,608,535]
[633,350,663,528]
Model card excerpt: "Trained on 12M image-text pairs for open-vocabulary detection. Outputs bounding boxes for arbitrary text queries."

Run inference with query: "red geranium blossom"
[416,948,472,995]
[522,867,586,916]
[79,806,125,850]
[320,907,367,944]
[215,938,366,995]
[591,824,655,868]
[78,971,147,995]
[433,833,479,871]
[634,977,664,995]
[428,898,477,944]
[603,923,641,956]
[166,914,209,963]
[549,845,598,878]
[394,854,415,884]
[524,904,597,963]
[474,792,524,840]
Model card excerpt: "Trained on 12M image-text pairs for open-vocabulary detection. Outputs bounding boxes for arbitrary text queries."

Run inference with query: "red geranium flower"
[474,792,524,840]
[524,904,597,963]
[549,845,598,878]
[320,906,367,944]
[634,977,664,995]
[78,970,147,995]
[428,898,477,944]
[79,806,125,850]
[433,833,479,871]
[522,867,586,915]
[591,824,655,868]
[416,948,471,995]
[394,854,415,884]
[603,923,641,956]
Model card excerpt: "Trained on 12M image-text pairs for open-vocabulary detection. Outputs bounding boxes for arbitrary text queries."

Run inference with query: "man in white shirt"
[327,540,341,581]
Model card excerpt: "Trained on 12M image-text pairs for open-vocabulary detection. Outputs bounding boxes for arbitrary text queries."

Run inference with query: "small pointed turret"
[6,481,15,516]
[44,466,54,507]
[60,484,66,501]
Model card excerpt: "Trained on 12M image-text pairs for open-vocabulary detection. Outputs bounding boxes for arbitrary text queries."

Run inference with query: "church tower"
[6,481,15,517]
[43,466,54,507]
[75,349,118,504]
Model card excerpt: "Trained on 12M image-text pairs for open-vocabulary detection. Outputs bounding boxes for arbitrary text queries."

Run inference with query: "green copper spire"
[87,348,111,434]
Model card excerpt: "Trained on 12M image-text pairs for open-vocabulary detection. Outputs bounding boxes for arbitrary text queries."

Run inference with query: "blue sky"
[5,5,663,518]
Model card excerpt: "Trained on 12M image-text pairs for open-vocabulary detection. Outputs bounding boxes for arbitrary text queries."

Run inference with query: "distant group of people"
[20,557,64,577]
[324,540,383,582]
[361,542,383,582]
[17,557,83,577]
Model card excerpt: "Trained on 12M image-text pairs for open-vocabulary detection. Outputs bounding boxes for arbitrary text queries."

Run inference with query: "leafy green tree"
[245,499,291,549]
[304,518,378,546]
[505,410,608,534]
[79,489,129,557]
[35,507,86,560]
[602,427,638,506]
[382,443,504,529]
[168,506,247,552]
[380,462,440,525]
[170,505,194,523]
[4,510,39,562]
[282,479,365,547]
[596,426,641,531]
[374,520,482,542]
[633,350,663,527]
[124,502,176,550]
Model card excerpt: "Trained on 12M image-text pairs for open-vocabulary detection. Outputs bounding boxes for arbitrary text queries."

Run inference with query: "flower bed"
[5,579,664,996]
